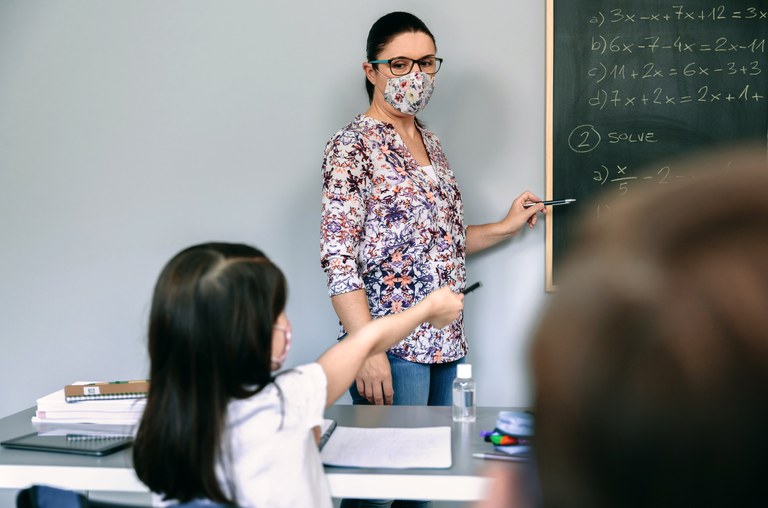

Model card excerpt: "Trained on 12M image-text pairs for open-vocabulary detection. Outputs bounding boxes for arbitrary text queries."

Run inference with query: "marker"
[472,452,530,463]
[461,282,482,295]
[481,430,532,445]
[484,434,532,446]
[523,198,576,208]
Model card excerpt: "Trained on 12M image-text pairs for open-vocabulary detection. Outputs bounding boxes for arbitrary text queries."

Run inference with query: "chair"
[16,485,140,508]
[16,485,239,508]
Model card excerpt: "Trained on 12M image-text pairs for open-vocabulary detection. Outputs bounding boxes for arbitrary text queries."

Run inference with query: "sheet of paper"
[321,425,451,469]
[32,419,138,437]
[36,387,146,412]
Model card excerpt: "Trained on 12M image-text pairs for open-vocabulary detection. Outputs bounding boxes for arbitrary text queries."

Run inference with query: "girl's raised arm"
[316,287,464,407]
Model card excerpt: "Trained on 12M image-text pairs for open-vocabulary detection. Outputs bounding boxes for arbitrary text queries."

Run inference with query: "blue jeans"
[349,353,463,406]
[341,354,465,508]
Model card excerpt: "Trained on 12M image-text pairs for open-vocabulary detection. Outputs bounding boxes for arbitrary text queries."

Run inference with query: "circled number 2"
[568,124,601,153]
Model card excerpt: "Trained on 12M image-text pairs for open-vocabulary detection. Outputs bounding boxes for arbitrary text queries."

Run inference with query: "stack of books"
[32,380,148,437]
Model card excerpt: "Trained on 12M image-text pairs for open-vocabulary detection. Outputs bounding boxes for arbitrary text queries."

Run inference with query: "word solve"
[567,125,659,153]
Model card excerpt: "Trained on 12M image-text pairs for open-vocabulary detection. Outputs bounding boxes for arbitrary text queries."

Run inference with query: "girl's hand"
[423,286,464,329]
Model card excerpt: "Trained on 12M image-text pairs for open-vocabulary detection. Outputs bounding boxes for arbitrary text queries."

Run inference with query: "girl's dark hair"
[365,11,436,103]
[132,242,287,504]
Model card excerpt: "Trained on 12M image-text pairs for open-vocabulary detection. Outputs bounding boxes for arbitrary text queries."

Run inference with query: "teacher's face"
[364,31,437,114]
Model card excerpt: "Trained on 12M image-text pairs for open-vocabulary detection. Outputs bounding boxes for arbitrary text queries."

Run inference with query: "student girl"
[132,242,464,508]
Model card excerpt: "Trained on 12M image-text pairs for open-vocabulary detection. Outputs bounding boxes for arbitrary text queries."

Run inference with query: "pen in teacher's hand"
[523,198,576,208]
[461,282,482,295]
[472,452,530,463]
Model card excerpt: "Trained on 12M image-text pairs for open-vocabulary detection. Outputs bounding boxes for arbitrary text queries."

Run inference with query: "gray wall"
[0,0,548,419]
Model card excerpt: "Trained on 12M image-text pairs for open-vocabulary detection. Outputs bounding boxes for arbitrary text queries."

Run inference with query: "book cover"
[64,380,149,402]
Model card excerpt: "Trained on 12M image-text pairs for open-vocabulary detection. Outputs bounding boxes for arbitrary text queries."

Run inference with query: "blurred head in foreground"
[531,147,768,508]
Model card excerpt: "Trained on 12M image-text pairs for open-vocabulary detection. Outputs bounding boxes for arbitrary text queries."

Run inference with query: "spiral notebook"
[64,380,149,402]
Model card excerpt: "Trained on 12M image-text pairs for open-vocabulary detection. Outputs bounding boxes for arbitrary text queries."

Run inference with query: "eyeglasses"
[368,56,443,76]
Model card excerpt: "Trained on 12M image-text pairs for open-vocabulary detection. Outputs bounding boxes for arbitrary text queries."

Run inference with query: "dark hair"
[365,11,436,103]
[531,147,768,508]
[133,242,287,504]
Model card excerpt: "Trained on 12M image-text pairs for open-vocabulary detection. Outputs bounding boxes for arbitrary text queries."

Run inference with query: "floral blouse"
[320,114,467,364]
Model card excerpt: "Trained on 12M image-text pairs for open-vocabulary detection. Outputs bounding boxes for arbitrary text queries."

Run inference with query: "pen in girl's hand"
[462,282,482,295]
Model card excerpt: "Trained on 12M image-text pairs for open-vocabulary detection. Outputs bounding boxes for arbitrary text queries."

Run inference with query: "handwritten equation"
[590,35,765,54]
[590,6,768,27]
[591,162,707,219]
[588,60,761,83]
[589,84,764,109]
[594,163,691,191]
[578,6,766,110]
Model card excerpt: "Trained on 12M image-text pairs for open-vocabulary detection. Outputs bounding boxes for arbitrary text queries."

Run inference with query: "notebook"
[64,380,149,402]
[321,425,452,468]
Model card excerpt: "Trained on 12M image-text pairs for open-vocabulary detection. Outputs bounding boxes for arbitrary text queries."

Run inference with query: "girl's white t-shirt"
[218,363,330,508]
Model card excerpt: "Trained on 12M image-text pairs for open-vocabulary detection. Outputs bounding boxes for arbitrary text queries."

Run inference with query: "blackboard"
[545,0,768,290]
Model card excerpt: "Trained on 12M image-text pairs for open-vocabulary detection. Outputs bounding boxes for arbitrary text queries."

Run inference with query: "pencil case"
[495,411,534,437]
[494,444,532,456]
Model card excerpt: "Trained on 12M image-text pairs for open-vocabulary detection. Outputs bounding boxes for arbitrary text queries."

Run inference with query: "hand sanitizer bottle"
[452,363,476,422]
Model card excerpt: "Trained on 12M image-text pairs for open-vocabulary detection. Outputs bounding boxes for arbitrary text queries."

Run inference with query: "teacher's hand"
[467,191,547,254]
[356,352,394,405]
[503,190,547,233]
[466,190,547,255]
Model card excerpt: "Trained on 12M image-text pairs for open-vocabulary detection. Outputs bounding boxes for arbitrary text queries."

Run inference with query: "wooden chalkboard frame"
[545,0,555,291]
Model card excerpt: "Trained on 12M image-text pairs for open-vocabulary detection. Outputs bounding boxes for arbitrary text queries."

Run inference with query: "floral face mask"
[382,71,435,116]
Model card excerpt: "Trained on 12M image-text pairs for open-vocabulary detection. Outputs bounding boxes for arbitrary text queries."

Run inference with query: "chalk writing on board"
[571,7,764,199]
[589,6,768,26]
[588,85,764,109]
[546,0,768,289]
[592,163,691,199]
[588,61,762,84]
[568,125,661,153]
[589,35,765,54]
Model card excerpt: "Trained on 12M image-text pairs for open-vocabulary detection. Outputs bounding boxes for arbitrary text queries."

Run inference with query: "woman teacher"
[320,11,545,409]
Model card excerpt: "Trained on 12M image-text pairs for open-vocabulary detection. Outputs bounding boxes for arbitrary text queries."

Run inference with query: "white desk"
[0,405,528,501]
